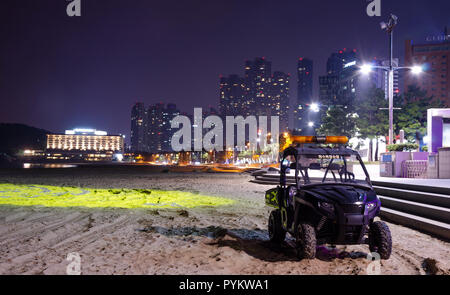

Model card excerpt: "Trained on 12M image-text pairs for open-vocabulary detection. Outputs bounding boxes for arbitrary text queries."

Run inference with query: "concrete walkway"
[283,163,450,189]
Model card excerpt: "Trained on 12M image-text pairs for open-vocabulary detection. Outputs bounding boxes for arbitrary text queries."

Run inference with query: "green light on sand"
[0,183,234,209]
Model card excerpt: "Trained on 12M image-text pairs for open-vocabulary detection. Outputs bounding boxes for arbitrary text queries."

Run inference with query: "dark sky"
[0,0,449,140]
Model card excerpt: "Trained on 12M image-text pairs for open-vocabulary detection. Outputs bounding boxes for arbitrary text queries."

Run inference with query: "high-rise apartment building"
[319,49,360,107]
[131,102,180,153]
[219,57,290,133]
[161,103,180,151]
[219,75,246,117]
[244,57,272,116]
[295,58,313,131]
[130,102,148,152]
[269,71,290,132]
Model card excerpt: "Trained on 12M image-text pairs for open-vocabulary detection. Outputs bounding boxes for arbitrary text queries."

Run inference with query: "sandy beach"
[0,166,449,275]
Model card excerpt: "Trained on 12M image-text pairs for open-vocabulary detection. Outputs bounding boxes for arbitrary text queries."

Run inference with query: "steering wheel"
[338,167,355,181]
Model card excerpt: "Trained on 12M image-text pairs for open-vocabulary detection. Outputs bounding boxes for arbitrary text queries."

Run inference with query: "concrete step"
[250,179,278,186]
[372,180,450,196]
[374,186,450,208]
[380,207,450,241]
[379,195,450,224]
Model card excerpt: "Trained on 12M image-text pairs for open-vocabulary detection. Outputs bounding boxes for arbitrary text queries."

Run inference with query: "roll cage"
[280,146,373,190]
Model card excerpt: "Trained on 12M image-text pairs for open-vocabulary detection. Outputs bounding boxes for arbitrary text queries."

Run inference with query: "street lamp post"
[360,14,423,145]
[382,14,398,145]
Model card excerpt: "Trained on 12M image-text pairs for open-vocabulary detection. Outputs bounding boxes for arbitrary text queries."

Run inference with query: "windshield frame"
[280,147,373,189]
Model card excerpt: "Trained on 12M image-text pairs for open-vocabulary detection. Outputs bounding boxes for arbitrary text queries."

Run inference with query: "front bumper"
[334,204,379,244]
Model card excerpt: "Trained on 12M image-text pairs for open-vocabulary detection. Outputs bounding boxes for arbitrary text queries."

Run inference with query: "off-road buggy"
[266,136,392,260]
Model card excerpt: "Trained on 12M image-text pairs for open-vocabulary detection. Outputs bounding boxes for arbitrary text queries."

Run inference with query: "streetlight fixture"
[411,65,423,75]
[308,122,315,128]
[360,14,424,145]
[310,103,320,113]
[360,64,373,75]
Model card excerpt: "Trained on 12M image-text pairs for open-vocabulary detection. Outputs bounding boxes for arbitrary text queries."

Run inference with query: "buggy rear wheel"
[296,222,316,259]
[268,210,286,243]
[369,221,392,260]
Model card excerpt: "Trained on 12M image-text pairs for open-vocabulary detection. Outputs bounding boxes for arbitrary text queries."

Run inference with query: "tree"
[355,87,388,161]
[394,85,442,143]
[317,106,357,139]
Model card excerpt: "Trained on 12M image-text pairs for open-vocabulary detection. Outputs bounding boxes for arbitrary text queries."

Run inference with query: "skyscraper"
[147,103,164,152]
[405,28,450,106]
[130,102,148,152]
[319,49,360,107]
[161,103,180,151]
[244,57,272,116]
[316,49,362,136]
[371,58,400,99]
[219,57,290,133]
[326,49,358,75]
[296,58,313,131]
[147,103,181,152]
[219,74,246,117]
[131,102,181,153]
[269,71,290,132]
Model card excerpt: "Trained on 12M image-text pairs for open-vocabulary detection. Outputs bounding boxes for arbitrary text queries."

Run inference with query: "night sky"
[1,0,449,140]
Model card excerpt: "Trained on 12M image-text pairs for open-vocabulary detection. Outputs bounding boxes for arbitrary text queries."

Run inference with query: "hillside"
[0,123,50,156]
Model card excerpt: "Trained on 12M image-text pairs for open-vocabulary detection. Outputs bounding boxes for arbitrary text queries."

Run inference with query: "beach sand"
[0,166,448,275]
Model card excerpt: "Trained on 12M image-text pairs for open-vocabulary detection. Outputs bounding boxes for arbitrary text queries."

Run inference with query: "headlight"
[287,186,296,206]
[288,186,297,198]
[365,202,378,212]
[318,201,334,213]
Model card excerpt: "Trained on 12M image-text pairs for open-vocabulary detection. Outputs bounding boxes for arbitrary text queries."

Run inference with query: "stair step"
[374,186,450,208]
[379,195,450,224]
[249,179,278,185]
[372,180,450,196]
[380,207,450,241]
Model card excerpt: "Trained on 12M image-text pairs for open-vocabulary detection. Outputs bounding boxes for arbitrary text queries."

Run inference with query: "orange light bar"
[291,136,348,144]
[291,136,316,143]
[325,136,349,144]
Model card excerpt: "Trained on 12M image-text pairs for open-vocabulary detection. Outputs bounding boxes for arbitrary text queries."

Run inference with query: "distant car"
[265,136,392,260]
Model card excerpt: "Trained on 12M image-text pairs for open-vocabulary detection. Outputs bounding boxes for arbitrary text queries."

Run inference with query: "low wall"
[438,148,450,179]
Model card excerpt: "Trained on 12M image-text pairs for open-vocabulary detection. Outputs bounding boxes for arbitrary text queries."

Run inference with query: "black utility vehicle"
[266,136,392,259]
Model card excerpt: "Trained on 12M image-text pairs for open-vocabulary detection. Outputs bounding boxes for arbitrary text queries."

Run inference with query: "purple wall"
[412,152,429,160]
[431,116,443,153]
[394,152,411,177]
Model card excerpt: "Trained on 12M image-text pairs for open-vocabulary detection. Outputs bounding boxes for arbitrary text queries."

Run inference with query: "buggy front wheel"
[369,221,392,260]
[296,222,316,259]
[268,210,286,243]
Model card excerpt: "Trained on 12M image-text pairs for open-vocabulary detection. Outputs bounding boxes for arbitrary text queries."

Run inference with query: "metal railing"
[402,160,428,179]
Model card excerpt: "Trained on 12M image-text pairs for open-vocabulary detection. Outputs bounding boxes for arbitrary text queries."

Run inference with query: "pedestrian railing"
[402,160,428,179]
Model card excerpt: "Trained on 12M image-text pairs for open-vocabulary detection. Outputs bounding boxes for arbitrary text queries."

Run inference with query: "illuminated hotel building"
[46,129,124,161]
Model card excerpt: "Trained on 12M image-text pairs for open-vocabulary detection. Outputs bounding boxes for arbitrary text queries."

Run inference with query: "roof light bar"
[291,136,349,145]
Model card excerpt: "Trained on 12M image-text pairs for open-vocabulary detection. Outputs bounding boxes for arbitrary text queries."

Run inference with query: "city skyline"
[1,0,449,140]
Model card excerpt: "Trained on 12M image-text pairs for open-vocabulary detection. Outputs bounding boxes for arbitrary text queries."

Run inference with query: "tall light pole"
[382,14,398,145]
[360,14,423,145]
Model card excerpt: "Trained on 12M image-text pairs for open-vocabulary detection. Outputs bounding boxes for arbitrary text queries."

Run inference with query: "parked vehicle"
[266,136,392,259]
